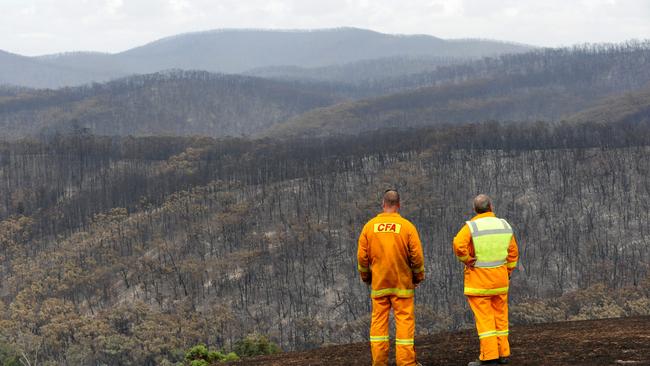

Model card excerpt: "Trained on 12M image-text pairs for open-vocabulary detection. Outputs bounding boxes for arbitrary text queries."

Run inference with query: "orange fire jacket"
[358,212,425,298]
[453,212,519,296]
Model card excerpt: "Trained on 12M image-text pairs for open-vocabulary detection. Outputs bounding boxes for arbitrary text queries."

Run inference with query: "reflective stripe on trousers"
[464,286,509,296]
[370,295,417,366]
[369,335,389,342]
[467,293,511,361]
[371,288,414,298]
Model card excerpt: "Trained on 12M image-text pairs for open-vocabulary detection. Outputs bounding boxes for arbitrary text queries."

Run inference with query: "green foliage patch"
[234,334,282,357]
[184,343,241,365]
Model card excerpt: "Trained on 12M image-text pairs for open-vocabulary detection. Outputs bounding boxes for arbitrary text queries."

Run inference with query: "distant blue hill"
[1,28,533,88]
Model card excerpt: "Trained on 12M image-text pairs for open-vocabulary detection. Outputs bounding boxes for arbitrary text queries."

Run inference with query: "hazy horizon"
[6,27,539,57]
[2,0,650,56]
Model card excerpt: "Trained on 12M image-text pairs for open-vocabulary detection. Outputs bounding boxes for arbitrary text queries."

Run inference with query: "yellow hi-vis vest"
[466,217,513,268]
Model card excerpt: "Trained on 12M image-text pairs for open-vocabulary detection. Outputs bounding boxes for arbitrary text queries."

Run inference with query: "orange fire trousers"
[370,295,416,366]
[467,294,510,361]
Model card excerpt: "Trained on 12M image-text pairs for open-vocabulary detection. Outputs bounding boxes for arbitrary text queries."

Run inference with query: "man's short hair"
[383,189,400,207]
[473,194,492,214]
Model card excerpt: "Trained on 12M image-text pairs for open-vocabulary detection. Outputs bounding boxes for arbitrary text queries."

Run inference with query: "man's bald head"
[473,194,493,214]
[383,189,400,209]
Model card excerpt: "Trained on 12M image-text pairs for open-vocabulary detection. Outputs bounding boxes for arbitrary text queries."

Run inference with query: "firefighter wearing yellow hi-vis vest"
[357,189,425,366]
[453,194,519,366]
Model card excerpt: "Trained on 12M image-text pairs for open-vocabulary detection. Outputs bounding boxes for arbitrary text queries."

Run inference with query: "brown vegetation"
[0,117,648,364]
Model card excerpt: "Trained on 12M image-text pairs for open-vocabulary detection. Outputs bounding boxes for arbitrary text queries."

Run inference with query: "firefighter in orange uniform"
[358,189,425,366]
[453,194,519,366]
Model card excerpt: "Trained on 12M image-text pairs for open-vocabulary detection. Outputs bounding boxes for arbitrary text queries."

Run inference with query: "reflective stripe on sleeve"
[457,255,469,262]
[358,264,370,273]
[464,286,509,295]
[369,335,389,342]
[496,330,509,336]
[506,261,517,268]
[412,265,425,273]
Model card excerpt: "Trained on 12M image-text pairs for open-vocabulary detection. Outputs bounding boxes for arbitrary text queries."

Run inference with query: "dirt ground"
[237,316,650,366]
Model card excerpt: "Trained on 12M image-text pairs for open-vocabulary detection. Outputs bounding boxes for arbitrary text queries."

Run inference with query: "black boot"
[467,360,499,366]
[498,357,509,364]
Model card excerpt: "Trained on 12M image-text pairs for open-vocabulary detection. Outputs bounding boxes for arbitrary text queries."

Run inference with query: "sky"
[2,0,650,56]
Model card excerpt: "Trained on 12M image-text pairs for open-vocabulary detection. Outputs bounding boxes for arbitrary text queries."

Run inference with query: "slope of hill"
[0,70,343,139]
[36,51,129,78]
[268,43,650,137]
[240,317,650,366]
[0,84,32,97]
[91,28,533,74]
[567,84,650,125]
[245,56,462,85]
[5,42,648,140]
[0,50,113,89]
[0,119,648,364]
[373,41,650,93]
[0,28,533,88]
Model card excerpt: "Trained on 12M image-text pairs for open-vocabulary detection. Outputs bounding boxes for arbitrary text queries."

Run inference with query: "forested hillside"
[270,42,650,136]
[0,117,648,365]
[245,56,462,85]
[383,41,650,90]
[0,71,343,139]
[0,85,32,98]
[1,29,650,366]
[567,84,650,124]
[4,43,650,141]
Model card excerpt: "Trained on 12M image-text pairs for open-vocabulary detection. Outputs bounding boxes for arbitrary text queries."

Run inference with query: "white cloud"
[104,0,124,15]
[1,0,649,55]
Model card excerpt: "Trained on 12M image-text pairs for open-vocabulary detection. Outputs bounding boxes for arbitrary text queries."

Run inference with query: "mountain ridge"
[0,28,533,88]
[266,43,650,137]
